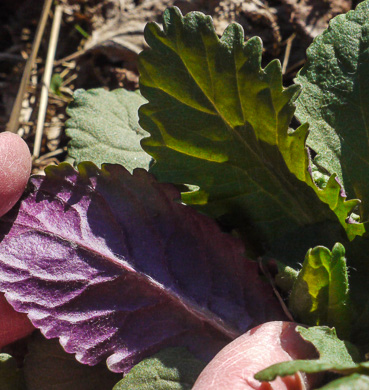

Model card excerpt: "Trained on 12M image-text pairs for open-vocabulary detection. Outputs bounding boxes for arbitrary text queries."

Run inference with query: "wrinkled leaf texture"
[293,0,369,349]
[289,243,351,338]
[0,163,284,373]
[296,0,369,225]
[113,347,205,389]
[138,7,362,243]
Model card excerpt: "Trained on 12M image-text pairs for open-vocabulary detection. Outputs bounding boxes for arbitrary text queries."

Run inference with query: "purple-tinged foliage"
[0,163,285,373]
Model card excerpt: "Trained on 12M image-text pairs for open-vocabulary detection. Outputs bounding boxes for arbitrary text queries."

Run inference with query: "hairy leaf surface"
[296,0,369,222]
[66,88,151,171]
[113,347,205,389]
[0,163,284,373]
[289,243,351,338]
[138,7,361,244]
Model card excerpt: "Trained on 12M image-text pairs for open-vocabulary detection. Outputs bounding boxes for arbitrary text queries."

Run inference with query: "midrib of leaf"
[150,111,226,163]
[139,7,366,243]
[160,29,315,226]
[15,190,241,340]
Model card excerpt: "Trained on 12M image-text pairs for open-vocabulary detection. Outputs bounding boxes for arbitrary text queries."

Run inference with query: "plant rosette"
[1,2,369,389]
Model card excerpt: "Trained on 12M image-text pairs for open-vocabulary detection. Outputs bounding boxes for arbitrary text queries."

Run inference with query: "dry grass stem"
[282,33,296,75]
[6,0,53,134]
[33,4,63,159]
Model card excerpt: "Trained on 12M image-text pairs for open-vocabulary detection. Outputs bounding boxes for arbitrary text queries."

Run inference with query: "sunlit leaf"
[289,243,351,338]
[138,7,361,245]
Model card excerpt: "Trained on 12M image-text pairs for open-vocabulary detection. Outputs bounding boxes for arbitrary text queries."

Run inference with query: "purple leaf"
[0,163,285,373]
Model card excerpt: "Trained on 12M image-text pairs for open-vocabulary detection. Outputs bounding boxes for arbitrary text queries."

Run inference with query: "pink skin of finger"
[0,293,34,347]
[0,132,32,218]
[0,132,34,344]
[193,321,322,390]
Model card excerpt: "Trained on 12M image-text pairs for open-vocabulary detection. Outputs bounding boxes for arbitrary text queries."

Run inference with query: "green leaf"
[289,243,351,338]
[254,326,359,382]
[138,7,360,245]
[317,374,369,390]
[50,74,63,96]
[66,88,151,171]
[296,0,369,225]
[23,333,121,390]
[275,263,299,293]
[0,354,26,390]
[113,348,206,390]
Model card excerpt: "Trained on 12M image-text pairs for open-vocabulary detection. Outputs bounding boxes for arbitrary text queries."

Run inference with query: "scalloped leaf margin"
[138,7,363,242]
[0,162,284,373]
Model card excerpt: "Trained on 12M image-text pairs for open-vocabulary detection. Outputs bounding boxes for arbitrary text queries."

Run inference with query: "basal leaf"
[66,88,151,171]
[296,0,369,224]
[289,243,351,338]
[24,333,120,390]
[0,163,284,373]
[113,347,206,390]
[255,326,358,381]
[138,7,361,244]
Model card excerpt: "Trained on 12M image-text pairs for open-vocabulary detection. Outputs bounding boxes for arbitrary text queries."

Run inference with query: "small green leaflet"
[66,88,151,171]
[50,74,63,96]
[113,348,206,390]
[138,6,361,244]
[296,0,369,226]
[289,243,351,338]
[254,326,369,382]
